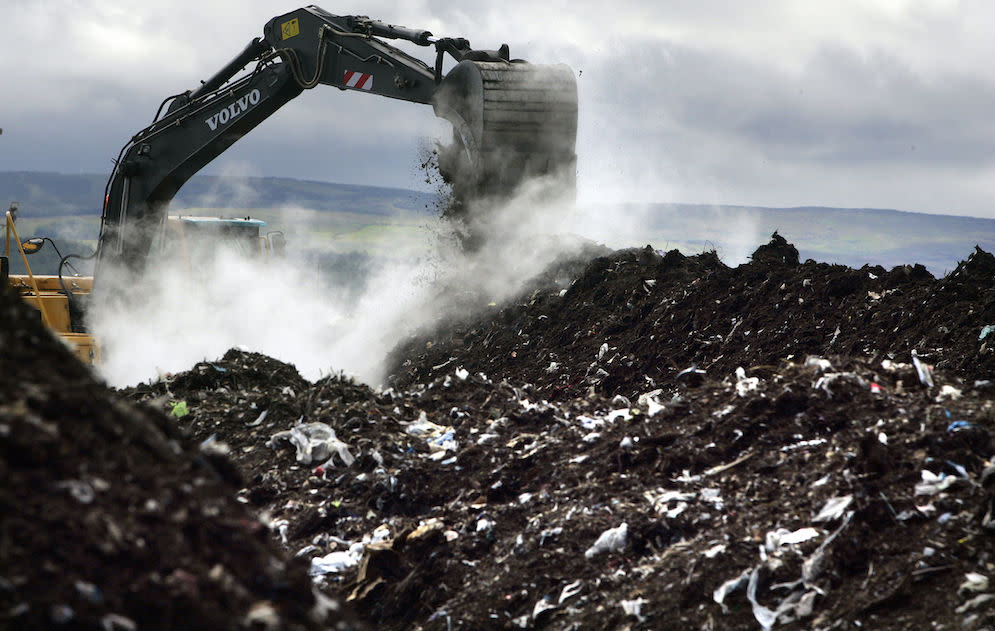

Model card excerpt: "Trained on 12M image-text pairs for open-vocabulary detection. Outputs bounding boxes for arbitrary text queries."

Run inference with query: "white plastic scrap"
[958,572,990,595]
[620,598,649,622]
[532,596,556,619]
[747,567,817,630]
[704,543,727,559]
[454,366,469,380]
[645,489,696,517]
[914,470,962,496]
[781,438,827,452]
[267,422,354,466]
[813,495,853,523]
[937,385,962,401]
[805,357,833,372]
[802,512,853,584]
[911,350,934,387]
[810,474,831,488]
[309,543,364,575]
[814,372,867,397]
[404,412,450,437]
[576,415,605,431]
[699,487,724,510]
[956,593,994,614]
[713,569,751,611]
[735,367,760,396]
[247,409,268,426]
[606,408,632,423]
[598,342,609,360]
[765,527,821,551]
[584,522,628,559]
[638,389,665,416]
[558,580,583,604]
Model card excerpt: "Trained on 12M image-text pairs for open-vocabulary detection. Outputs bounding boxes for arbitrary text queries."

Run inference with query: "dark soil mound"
[9,231,995,631]
[0,287,354,630]
[385,235,995,402]
[120,235,995,631]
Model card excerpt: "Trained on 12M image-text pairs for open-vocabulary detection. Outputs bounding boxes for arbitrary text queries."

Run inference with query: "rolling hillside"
[4,171,995,275]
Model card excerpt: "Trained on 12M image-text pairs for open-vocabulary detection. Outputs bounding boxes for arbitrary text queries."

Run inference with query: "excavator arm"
[95,5,577,283]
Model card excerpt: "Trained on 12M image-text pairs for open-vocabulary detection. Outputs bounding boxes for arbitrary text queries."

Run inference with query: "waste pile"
[0,288,355,630]
[117,234,995,630]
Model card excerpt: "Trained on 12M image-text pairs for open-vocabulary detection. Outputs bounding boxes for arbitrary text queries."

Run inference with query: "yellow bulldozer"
[4,204,284,364]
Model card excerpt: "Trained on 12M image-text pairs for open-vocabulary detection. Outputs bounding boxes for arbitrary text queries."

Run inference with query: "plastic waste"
[735,367,760,396]
[911,350,934,387]
[676,366,706,386]
[937,385,962,401]
[620,597,649,622]
[171,400,189,418]
[914,470,961,496]
[50,604,74,624]
[100,613,137,631]
[764,527,820,551]
[713,569,750,612]
[247,409,268,427]
[558,580,583,604]
[645,488,696,517]
[813,495,853,522]
[267,422,354,466]
[532,596,556,619]
[309,546,363,575]
[956,593,994,614]
[805,357,833,372]
[584,522,628,559]
[979,325,995,340]
[958,572,989,595]
[56,480,95,504]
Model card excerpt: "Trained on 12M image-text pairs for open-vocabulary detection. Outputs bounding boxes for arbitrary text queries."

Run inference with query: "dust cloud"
[88,168,585,388]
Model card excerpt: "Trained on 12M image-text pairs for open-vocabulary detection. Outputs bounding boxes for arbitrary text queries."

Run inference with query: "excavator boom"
[95,6,578,284]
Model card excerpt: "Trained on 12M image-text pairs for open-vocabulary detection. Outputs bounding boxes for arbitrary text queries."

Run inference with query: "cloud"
[4,1,995,216]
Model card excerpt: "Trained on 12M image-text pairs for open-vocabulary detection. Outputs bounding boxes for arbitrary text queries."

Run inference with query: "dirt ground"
[4,233,995,630]
[0,289,357,629]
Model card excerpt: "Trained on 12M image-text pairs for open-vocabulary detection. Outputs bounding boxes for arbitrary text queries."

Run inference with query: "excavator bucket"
[432,60,578,207]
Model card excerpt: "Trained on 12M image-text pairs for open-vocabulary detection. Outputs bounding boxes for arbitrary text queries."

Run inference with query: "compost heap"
[6,233,995,630]
[0,289,356,629]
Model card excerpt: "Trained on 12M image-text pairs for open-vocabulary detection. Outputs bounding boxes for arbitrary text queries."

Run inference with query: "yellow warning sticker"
[281,18,299,40]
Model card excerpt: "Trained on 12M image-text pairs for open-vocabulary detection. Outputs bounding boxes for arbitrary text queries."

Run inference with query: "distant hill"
[4,171,994,274]
[0,172,436,218]
[595,202,995,274]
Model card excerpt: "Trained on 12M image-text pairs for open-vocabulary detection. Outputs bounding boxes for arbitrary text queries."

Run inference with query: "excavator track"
[434,61,578,203]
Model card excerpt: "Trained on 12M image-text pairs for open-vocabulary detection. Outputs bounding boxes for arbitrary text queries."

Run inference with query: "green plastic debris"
[171,401,189,418]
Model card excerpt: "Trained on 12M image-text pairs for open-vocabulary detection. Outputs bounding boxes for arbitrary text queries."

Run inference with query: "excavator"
[2,6,578,364]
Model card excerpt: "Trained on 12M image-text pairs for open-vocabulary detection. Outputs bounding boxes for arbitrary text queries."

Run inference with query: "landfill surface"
[5,233,995,630]
[0,289,357,629]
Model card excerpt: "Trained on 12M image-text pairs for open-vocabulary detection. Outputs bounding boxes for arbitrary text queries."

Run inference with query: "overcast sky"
[3,0,995,217]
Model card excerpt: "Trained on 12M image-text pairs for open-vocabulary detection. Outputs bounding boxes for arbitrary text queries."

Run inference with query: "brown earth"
[4,233,995,630]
